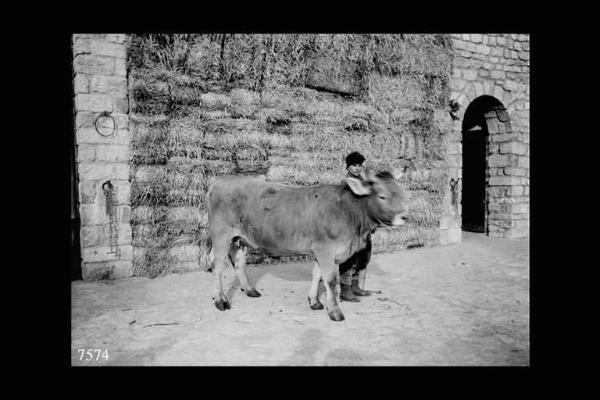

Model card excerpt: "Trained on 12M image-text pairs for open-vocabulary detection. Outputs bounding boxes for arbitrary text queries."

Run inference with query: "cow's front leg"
[307,262,324,310]
[314,251,344,321]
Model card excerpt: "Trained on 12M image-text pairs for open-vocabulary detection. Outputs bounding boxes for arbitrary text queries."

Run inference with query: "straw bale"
[128,33,453,277]
[169,244,200,263]
[200,92,232,109]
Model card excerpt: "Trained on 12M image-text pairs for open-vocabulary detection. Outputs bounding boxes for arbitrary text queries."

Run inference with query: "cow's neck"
[339,187,379,235]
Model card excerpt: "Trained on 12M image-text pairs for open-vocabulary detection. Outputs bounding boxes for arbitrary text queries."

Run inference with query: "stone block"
[493,85,505,102]
[478,68,490,78]
[75,93,113,113]
[446,228,462,244]
[503,167,527,176]
[476,44,491,55]
[488,186,509,197]
[118,205,132,224]
[78,162,130,181]
[80,204,109,225]
[105,34,128,44]
[75,111,96,129]
[113,97,129,113]
[488,176,523,186]
[453,40,468,51]
[110,181,131,205]
[76,127,131,145]
[490,70,506,80]
[488,167,504,176]
[447,153,461,168]
[78,112,128,130]
[518,51,529,61]
[80,225,101,248]
[511,203,529,214]
[74,74,89,93]
[76,143,95,162]
[447,141,461,154]
[91,40,127,58]
[73,37,91,55]
[73,54,115,76]
[474,81,484,96]
[471,34,482,43]
[500,141,527,155]
[89,76,128,96]
[438,215,454,230]
[82,245,133,264]
[491,47,504,58]
[462,69,477,81]
[518,156,530,168]
[95,144,131,162]
[450,78,467,92]
[78,180,97,204]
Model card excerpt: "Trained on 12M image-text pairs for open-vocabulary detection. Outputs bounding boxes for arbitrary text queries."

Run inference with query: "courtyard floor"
[71,231,529,366]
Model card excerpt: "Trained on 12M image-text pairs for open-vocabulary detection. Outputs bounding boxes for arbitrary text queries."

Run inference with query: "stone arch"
[451,79,511,122]
[461,94,520,237]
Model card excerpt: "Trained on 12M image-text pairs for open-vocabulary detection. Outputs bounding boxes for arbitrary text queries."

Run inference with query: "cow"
[206,171,409,321]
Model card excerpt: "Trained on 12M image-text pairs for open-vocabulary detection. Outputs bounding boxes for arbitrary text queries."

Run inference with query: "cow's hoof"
[244,288,261,298]
[307,297,324,310]
[328,310,345,321]
[214,298,231,311]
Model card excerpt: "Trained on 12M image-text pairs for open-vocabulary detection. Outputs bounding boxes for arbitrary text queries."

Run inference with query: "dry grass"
[128,33,454,277]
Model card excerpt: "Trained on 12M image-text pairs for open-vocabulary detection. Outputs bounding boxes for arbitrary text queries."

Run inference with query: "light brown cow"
[206,171,408,321]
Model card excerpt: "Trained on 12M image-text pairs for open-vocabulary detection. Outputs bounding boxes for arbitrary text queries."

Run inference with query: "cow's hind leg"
[314,250,344,322]
[212,236,233,311]
[228,240,261,298]
[307,262,324,310]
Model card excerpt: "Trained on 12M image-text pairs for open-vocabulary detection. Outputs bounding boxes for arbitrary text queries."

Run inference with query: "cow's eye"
[379,195,387,200]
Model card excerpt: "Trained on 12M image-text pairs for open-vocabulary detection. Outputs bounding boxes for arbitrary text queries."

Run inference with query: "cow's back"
[207,176,354,256]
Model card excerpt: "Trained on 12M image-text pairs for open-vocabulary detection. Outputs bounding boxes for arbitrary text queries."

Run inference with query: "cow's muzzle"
[392,212,408,226]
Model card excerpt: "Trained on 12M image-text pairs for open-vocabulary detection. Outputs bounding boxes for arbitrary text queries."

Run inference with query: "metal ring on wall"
[94,111,118,137]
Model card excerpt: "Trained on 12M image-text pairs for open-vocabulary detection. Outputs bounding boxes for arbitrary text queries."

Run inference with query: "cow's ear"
[344,177,372,196]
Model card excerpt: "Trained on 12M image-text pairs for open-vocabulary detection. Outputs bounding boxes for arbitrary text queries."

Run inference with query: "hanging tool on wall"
[102,180,120,256]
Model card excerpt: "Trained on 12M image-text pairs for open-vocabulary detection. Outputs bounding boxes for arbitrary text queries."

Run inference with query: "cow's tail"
[205,236,213,272]
[205,180,215,272]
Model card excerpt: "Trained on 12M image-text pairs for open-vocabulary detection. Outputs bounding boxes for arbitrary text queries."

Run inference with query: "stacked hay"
[128,34,453,278]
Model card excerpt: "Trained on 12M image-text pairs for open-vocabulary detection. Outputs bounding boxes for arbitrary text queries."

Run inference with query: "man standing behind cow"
[339,151,373,302]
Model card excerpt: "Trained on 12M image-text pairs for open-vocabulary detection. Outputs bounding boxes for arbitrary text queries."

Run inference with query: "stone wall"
[72,34,133,279]
[71,33,530,281]
[448,34,530,238]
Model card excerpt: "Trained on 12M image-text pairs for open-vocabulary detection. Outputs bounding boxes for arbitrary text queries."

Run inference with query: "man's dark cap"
[345,151,365,167]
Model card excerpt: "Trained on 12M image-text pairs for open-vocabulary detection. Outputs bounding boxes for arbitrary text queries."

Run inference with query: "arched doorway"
[461,95,508,234]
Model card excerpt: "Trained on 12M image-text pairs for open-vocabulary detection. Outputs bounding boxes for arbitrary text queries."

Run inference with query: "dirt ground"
[71,232,529,366]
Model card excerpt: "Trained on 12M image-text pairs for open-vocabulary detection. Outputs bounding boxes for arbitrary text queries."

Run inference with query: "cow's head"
[344,171,409,226]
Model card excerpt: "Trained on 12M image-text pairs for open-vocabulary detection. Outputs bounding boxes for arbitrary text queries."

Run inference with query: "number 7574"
[77,349,109,361]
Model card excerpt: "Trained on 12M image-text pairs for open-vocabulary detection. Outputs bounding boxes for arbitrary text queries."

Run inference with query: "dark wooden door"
[462,129,487,233]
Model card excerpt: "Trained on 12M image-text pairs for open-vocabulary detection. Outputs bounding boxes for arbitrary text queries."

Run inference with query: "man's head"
[345,151,365,178]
